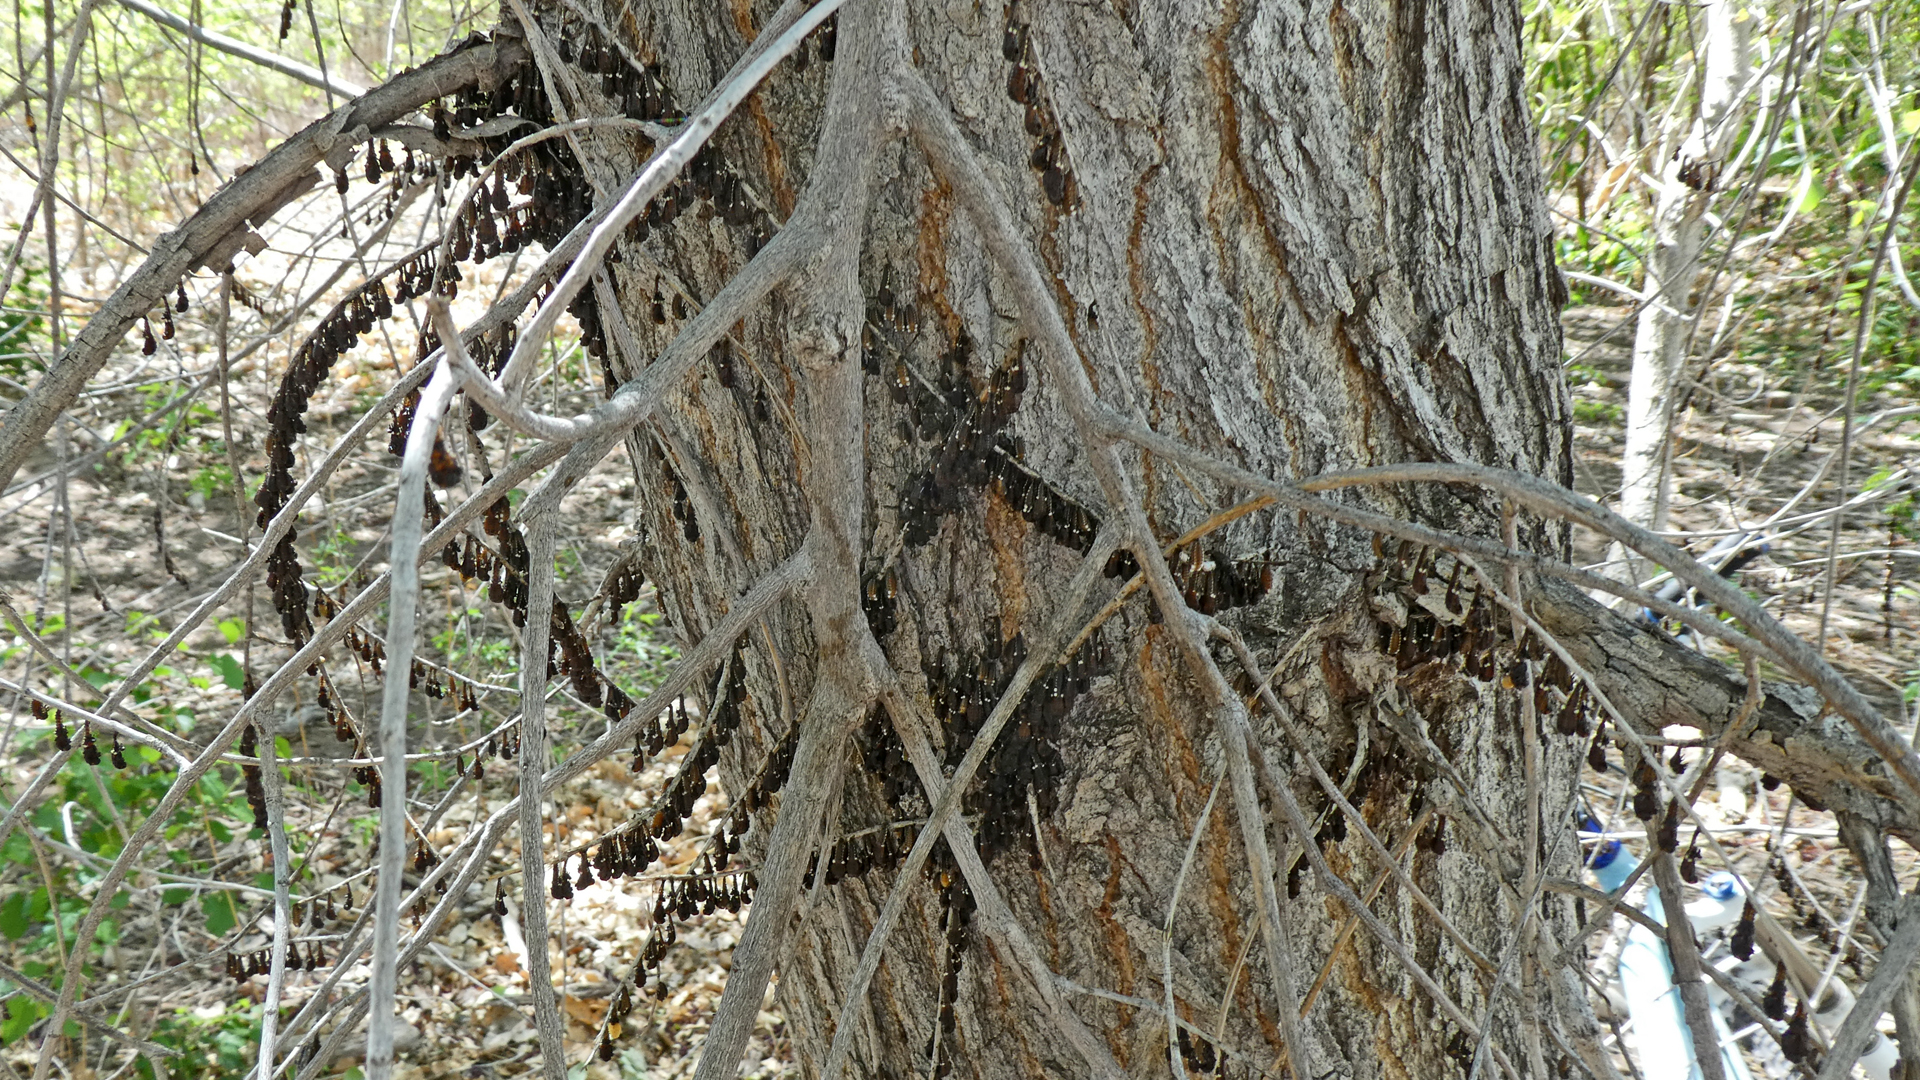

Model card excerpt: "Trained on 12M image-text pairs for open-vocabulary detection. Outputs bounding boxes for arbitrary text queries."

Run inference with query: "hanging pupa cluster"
[1376,541,1596,737]
[642,651,751,844]
[653,862,753,921]
[309,664,362,744]
[861,567,900,636]
[714,715,802,847]
[338,619,390,678]
[446,142,592,276]
[1762,962,1788,1021]
[992,452,1101,554]
[226,944,325,982]
[547,14,776,257]
[572,284,619,392]
[612,864,758,1010]
[1176,1027,1231,1076]
[462,323,517,431]
[387,374,462,495]
[253,279,399,645]
[405,653,477,709]
[657,450,701,543]
[809,819,924,889]
[857,703,915,808]
[391,249,450,303]
[551,827,662,903]
[925,626,1111,865]
[349,745,386,808]
[479,498,533,625]
[238,723,269,831]
[1163,544,1275,616]
[863,284,941,438]
[928,868,976,1078]
[1001,4,1075,208]
[553,17,678,124]
[900,341,1033,545]
[46,701,130,772]
[1771,852,1841,945]
[257,278,399,524]
[548,602,604,706]
[129,279,189,356]
[600,553,648,623]
[860,296,1104,553]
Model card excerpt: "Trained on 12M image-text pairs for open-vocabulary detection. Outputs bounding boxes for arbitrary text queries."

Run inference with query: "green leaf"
[216,618,245,645]
[0,893,30,939]
[1794,171,1823,215]
[207,654,244,691]
[2,997,46,1044]
[201,891,239,935]
[161,887,190,906]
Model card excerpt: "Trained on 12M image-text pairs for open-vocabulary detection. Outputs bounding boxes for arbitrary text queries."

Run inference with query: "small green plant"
[189,463,237,503]
[0,266,48,380]
[1573,398,1623,424]
[141,1002,264,1080]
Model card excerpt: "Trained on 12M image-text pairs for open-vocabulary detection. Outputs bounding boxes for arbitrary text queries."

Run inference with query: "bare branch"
[0,960,177,1059]
[493,0,861,396]
[1641,822,1728,1080]
[109,0,368,97]
[512,511,570,1080]
[874,672,1129,1080]
[256,716,296,1080]
[814,524,1120,1080]
[366,355,458,1080]
[1165,779,1223,1080]
[0,33,528,492]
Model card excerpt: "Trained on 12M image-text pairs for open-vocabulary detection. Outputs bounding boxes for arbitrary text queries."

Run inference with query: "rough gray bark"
[561,0,1582,1076]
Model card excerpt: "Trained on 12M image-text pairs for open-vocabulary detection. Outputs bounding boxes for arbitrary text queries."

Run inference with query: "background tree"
[0,1,1917,1079]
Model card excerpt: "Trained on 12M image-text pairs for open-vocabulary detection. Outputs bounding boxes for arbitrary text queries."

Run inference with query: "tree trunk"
[1614,0,1751,559]
[559,0,1586,1076]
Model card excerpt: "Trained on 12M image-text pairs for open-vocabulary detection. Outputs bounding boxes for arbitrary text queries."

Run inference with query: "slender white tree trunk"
[1614,1,1752,569]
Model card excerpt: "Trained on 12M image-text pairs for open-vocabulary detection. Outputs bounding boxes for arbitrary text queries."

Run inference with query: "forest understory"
[0,2,1917,1079]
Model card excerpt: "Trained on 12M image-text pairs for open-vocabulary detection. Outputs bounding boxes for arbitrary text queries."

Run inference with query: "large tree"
[4,1,1918,1079]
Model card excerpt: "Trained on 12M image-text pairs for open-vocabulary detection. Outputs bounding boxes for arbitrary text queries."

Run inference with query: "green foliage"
[141,1002,264,1080]
[0,266,49,380]
[200,891,241,935]
[1573,398,1623,424]
[206,653,245,690]
[1530,0,1920,406]
[602,602,678,691]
